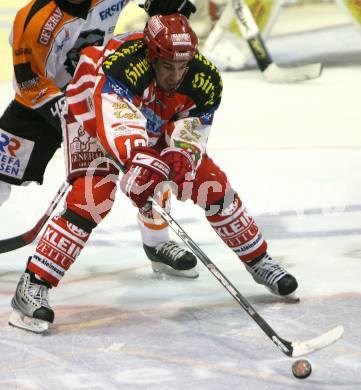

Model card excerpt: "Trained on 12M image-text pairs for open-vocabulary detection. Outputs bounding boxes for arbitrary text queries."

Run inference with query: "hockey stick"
[106,155,343,357]
[0,181,71,254]
[148,198,343,357]
[232,0,322,82]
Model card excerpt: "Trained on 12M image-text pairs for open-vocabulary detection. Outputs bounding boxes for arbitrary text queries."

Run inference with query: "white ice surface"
[1,22,361,390]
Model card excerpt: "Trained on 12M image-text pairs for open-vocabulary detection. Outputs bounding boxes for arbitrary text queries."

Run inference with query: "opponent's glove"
[120,147,170,208]
[140,0,197,18]
[161,147,195,188]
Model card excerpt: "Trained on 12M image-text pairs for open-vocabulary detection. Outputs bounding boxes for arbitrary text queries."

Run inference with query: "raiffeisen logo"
[0,130,35,180]
[0,131,21,177]
[0,132,20,157]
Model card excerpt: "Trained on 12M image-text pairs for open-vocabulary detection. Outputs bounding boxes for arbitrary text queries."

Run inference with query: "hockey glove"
[161,147,195,193]
[120,148,170,208]
[140,0,197,18]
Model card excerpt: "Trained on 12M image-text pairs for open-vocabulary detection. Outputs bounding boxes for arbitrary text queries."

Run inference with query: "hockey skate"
[244,254,299,301]
[143,241,198,279]
[9,268,54,333]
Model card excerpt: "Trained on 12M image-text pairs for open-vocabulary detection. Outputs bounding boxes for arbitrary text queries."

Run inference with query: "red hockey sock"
[28,214,90,286]
[206,194,267,262]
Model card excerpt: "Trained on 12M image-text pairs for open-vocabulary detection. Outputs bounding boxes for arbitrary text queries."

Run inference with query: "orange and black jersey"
[11,0,129,110]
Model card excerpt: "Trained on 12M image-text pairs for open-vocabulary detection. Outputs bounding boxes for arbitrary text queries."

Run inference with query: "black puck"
[292,359,312,379]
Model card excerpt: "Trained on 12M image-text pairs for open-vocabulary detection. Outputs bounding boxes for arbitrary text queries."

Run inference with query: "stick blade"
[264,62,323,83]
[291,325,344,357]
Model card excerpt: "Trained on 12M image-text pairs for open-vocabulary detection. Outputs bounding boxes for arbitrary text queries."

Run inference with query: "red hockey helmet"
[143,14,198,63]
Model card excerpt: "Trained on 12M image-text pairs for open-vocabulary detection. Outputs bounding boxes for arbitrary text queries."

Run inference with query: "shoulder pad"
[180,52,223,109]
[102,38,153,96]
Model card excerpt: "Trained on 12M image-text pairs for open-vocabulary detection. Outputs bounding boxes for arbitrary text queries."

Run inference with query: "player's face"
[153,59,189,92]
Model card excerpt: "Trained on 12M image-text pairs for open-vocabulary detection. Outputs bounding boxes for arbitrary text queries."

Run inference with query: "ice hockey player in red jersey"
[2,0,200,288]
[9,13,298,333]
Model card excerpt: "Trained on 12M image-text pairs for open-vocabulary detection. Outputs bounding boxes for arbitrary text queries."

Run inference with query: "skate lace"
[251,256,287,286]
[28,282,51,309]
[156,241,186,261]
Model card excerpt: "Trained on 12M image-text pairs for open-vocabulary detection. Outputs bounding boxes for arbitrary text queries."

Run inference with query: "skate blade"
[267,288,300,303]
[281,292,300,303]
[151,261,199,279]
[8,310,49,334]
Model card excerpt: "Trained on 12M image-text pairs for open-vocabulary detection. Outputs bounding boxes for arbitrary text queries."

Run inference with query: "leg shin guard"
[207,193,267,262]
[28,214,90,286]
[137,187,171,247]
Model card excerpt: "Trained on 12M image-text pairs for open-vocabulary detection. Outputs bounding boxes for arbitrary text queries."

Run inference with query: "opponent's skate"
[245,253,299,301]
[9,268,54,333]
[143,241,198,278]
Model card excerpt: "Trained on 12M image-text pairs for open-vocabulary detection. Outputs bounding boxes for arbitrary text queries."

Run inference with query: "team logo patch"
[69,125,105,169]
[0,129,34,180]
[65,121,111,181]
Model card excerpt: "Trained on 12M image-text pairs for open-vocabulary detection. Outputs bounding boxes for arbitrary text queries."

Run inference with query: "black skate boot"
[245,253,298,300]
[143,240,198,278]
[9,267,54,333]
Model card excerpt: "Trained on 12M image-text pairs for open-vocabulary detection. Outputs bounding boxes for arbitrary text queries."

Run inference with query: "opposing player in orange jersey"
[9,13,298,333]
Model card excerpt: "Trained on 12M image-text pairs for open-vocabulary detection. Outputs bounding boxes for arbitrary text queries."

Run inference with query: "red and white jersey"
[11,0,130,110]
[66,32,223,167]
